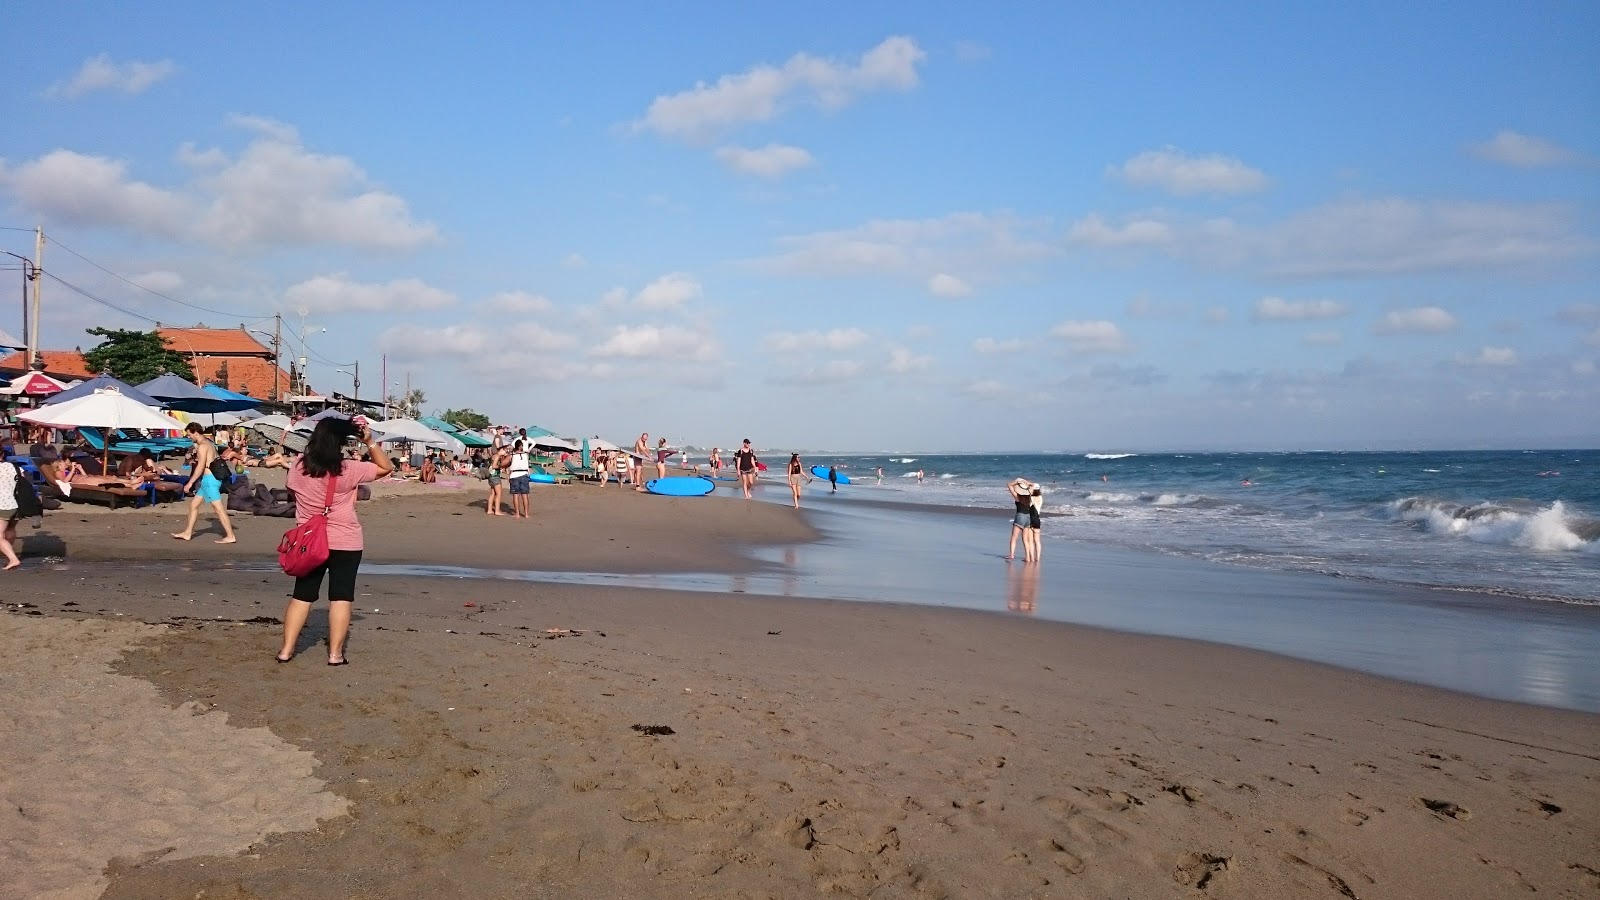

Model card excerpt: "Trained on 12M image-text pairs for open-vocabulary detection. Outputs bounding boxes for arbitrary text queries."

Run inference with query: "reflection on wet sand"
[1007,563,1038,615]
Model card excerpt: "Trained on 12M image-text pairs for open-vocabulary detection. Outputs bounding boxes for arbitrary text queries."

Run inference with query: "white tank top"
[508,452,530,477]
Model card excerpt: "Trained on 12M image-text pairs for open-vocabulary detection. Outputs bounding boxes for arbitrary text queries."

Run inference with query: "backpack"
[12,462,42,518]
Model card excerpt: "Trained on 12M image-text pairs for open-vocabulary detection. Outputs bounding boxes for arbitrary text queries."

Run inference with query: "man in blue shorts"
[173,421,238,543]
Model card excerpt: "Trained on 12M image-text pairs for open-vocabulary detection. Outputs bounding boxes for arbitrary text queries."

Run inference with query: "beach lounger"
[77,427,165,457]
[563,459,602,482]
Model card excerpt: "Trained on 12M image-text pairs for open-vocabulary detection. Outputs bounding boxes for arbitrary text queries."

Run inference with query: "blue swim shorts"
[197,472,224,503]
[509,475,531,495]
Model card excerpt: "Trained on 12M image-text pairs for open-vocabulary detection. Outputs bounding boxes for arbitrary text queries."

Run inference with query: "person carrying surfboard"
[735,439,758,499]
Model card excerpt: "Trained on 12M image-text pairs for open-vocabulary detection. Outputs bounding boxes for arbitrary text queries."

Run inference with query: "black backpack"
[208,456,234,488]
[12,462,42,518]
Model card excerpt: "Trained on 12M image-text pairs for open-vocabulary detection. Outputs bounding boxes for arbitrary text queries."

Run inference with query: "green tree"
[385,389,426,417]
[442,407,491,431]
[81,328,193,383]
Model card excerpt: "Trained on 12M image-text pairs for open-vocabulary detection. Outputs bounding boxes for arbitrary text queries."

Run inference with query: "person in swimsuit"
[1006,478,1034,562]
[632,432,650,488]
[709,447,722,476]
[786,453,804,508]
[486,445,509,515]
[1027,484,1044,563]
[173,422,237,544]
[734,439,758,499]
[655,437,670,481]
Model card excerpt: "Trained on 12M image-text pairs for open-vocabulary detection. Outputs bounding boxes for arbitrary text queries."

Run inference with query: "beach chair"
[77,427,161,457]
[563,459,602,482]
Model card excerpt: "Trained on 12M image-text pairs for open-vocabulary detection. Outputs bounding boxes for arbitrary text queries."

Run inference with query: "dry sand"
[3,479,1597,899]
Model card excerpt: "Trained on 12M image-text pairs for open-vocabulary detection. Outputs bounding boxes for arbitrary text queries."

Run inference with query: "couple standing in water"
[1006,478,1044,562]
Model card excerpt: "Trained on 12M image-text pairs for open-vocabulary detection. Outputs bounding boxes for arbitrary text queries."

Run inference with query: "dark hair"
[789,453,799,463]
[301,418,358,477]
[139,448,155,461]
[185,422,204,434]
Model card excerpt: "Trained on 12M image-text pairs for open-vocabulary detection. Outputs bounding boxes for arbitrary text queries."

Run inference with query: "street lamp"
[296,325,326,396]
[334,363,361,404]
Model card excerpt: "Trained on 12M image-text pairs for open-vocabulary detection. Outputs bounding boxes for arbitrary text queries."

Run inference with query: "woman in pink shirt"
[275,417,393,665]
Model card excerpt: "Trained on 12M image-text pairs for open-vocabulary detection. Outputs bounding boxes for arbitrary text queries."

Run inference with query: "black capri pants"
[291,549,363,602]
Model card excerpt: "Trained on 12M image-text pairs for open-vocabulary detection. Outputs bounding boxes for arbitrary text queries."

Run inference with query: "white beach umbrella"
[374,417,456,449]
[20,388,186,472]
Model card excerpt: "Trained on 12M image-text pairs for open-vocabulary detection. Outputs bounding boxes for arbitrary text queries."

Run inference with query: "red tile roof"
[0,350,96,380]
[191,356,296,399]
[158,327,272,356]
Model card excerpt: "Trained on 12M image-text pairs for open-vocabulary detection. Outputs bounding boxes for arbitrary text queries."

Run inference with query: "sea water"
[804,450,1599,605]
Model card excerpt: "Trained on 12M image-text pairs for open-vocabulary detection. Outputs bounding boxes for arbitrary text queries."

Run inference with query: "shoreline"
[8,567,1598,899]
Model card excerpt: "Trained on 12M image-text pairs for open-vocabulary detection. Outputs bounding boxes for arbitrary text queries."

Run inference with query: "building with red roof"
[0,327,297,398]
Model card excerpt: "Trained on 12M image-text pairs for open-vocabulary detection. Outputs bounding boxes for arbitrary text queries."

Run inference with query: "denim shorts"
[509,475,530,495]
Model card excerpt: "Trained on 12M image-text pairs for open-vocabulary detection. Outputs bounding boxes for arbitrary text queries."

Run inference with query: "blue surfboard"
[810,465,850,485]
[645,476,715,497]
[528,471,557,484]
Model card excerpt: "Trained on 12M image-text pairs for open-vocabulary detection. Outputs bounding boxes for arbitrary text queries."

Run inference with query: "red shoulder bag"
[278,473,337,577]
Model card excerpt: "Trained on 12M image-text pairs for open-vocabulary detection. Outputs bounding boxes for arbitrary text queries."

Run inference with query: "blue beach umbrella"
[581,437,590,469]
[138,373,259,413]
[44,374,161,408]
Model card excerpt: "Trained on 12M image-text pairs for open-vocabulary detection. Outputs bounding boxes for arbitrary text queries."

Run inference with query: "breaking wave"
[1387,498,1599,553]
[1086,453,1136,460]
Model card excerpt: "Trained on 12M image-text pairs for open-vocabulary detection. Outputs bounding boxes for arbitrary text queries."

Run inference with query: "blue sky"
[2,2,1597,451]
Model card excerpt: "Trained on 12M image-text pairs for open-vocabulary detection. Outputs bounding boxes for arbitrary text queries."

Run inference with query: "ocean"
[800,449,1599,605]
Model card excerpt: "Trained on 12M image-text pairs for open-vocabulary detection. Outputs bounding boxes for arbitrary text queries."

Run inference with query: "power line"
[42,271,164,326]
[45,233,268,320]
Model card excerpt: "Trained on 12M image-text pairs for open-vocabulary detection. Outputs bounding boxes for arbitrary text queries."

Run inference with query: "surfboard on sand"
[528,472,557,484]
[645,476,716,497]
[810,465,850,484]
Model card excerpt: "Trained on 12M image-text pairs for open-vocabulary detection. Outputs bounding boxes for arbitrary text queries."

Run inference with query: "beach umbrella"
[374,417,457,450]
[241,414,307,453]
[581,438,590,469]
[201,383,260,406]
[20,388,185,473]
[418,415,460,434]
[527,434,578,451]
[43,374,161,407]
[138,373,259,414]
[0,371,68,396]
[0,328,23,350]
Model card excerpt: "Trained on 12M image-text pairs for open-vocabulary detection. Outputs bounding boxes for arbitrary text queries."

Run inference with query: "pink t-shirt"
[287,460,383,551]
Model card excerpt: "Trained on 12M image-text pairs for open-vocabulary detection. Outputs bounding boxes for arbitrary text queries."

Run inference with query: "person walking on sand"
[828,465,839,494]
[1006,478,1035,562]
[735,439,758,499]
[276,417,393,665]
[786,453,804,508]
[876,466,884,485]
[506,440,532,519]
[0,459,27,570]
[173,422,237,544]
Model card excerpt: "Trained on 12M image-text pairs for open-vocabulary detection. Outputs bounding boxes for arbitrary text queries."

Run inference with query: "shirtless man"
[172,422,237,543]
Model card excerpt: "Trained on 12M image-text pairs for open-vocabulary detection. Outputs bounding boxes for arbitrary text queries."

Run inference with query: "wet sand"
[3,479,1598,898]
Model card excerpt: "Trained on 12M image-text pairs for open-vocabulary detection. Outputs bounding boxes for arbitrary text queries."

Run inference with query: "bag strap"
[321,473,336,517]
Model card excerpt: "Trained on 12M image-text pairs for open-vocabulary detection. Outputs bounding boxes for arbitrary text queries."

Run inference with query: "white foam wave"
[1085,491,1138,503]
[1150,493,1202,506]
[1389,499,1595,553]
[1085,453,1135,460]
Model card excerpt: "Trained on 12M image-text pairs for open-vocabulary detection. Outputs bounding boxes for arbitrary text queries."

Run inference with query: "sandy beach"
[3,478,1597,899]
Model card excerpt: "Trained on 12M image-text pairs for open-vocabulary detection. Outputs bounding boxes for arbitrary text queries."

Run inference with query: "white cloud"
[1064,198,1592,277]
[885,345,932,374]
[1066,214,1172,247]
[1470,130,1581,168]
[1111,148,1268,195]
[771,360,867,386]
[1573,360,1597,377]
[482,291,553,315]
[1455,346,1518,367]
[47,54,177,99]
[563,253,587,269]
[756,212,1054,279]
[0,118,438,250]
[633,36,926,142]
[285,273,457,314]
[714,143,816,178]
[974,337,1027,354]
[378,323,491,358]
[1251,296,1349,322]
[1302,331,1343,346]
[129,270,185,293]
[928,273,972,298]
[764,328,869,353]
[1372,306,1458,335]
[964,379,1007,398]
[635,272,702,310]
[1555,302,1600,325]
[1050,320,1131,354]
[591,324,718,362]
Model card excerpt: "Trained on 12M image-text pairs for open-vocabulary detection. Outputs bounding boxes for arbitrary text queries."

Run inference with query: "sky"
[1,2,1597,452]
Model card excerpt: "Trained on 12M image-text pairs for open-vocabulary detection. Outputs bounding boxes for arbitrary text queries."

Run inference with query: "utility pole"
[405,370,411,417]
[352,359,360,403]
[380,353,387,419]
[28,226,43,369]
[270,313,282,402]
